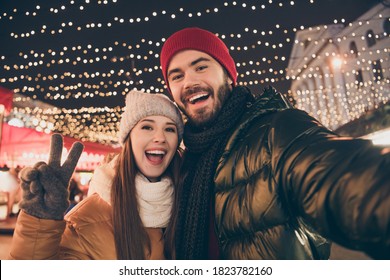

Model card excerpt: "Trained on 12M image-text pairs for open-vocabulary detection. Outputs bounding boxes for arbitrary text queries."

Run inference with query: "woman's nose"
[153,129,166,143]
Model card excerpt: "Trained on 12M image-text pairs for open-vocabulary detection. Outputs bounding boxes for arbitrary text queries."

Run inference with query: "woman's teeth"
[145,150,166,162]
[146,150,166,155]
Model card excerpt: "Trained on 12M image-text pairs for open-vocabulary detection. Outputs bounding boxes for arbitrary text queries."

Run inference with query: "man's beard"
[181,81,231,128]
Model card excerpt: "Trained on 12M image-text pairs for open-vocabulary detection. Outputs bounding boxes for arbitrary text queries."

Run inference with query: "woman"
[8,90,183,260]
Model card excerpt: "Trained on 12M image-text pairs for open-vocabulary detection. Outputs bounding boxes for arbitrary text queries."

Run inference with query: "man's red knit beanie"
[160,27,237,91]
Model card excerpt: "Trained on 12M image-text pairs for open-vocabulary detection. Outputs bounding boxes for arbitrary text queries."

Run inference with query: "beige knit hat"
[118,90,184,146]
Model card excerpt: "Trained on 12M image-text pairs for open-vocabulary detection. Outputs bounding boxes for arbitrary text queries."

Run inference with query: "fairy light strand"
[1,1,388,144]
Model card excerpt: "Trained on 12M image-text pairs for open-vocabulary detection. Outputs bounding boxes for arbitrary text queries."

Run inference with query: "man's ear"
[227,76,233,85]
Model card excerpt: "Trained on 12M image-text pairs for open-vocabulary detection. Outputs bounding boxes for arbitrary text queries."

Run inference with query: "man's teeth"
[146,150,166,155]
[189,93,208,104]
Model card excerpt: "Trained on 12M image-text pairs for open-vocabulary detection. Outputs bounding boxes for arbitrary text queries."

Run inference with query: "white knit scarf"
[88,156,174,228]
[135,174,174,228]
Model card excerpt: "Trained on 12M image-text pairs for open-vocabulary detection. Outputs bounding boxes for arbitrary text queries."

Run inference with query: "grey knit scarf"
[175,86,254,259]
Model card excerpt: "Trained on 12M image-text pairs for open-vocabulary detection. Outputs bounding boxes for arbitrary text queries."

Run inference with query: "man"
[160,27,390,259]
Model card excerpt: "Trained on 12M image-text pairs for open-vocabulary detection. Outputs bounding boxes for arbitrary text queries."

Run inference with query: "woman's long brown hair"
[111,137,182,259]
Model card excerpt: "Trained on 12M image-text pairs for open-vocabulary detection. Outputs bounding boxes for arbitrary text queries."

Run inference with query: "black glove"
[19,134,84,220]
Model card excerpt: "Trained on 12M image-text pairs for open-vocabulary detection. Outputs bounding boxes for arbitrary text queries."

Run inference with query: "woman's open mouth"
[145,150,166,164]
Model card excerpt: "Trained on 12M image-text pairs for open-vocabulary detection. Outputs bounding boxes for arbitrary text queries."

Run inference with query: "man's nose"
[183,72,200,90]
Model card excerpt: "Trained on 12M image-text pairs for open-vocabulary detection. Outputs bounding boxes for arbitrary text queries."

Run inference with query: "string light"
[286,6,389,128]
[5,1,304,39]
[1,1,388,144]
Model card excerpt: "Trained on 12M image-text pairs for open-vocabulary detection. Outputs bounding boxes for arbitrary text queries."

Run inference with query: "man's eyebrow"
[190,57,211,66]
[167,57,211,78]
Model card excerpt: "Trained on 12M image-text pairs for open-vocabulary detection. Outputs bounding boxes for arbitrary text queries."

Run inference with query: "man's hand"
[19,134,84,220]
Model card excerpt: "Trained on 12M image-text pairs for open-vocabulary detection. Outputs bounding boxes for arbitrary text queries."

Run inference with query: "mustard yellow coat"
[8,193,165,260]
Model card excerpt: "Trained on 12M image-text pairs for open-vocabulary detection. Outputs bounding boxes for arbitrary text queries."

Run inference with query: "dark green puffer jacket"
[214,86,390,259]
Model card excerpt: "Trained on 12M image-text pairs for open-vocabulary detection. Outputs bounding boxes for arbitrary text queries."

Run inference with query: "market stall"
[0,122,120,171]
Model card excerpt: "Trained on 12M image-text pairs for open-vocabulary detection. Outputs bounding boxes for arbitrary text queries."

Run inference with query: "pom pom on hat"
[160,27,237,92]
[119,90,184,146]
